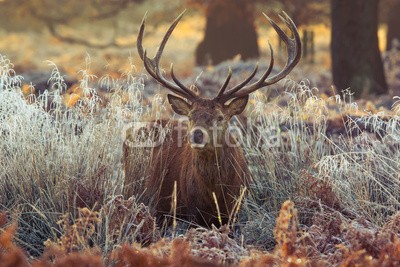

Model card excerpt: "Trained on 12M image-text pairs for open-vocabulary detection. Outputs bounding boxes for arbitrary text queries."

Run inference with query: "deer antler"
[137,11,198,102]
[138,11,300,104]
[215,12,301,103]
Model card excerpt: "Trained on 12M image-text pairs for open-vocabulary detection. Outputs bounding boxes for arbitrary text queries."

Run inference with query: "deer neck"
[190,144,230,184]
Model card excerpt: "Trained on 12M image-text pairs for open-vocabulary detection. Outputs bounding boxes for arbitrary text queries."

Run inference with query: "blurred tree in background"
[331,0,388,98]
[189,0,329,66]
[381,0,400,51]
[264,0,330,27]
[189,0,259,66]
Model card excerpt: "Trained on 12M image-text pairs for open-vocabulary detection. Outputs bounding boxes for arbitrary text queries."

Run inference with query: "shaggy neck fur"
[190,141,235,189]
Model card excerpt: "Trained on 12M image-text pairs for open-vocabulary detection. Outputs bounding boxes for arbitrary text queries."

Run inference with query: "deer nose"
[192,129,204,144]
[190,128,208,147]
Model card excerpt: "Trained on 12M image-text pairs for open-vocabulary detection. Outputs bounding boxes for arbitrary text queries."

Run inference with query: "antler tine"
[217,12,301,102]
[153,11,185,66]
[262,11,301,85]
[137,13,146,60]
[142,50,180,95]
[137,14,156,79]
[142,50,186,98]
[170,64,194,95]
[137,11,198,102]
[216,68,232,98]
[221,44,273,102]
[142,50,157,79]
[214,64,258,102]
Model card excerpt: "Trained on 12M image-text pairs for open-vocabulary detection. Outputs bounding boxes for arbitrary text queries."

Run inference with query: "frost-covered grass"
[1,53,400,258]
[239,78,400,247]
[0,54,150,255]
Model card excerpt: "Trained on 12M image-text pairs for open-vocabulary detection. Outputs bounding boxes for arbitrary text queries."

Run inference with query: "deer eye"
[217,115,224,122]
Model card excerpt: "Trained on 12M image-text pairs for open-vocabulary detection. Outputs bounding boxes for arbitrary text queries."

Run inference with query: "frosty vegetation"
[0,53,400,265]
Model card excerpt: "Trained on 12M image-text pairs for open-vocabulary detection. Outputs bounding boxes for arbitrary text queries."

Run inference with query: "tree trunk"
[331,0,388,98]
[195,0,259,66]
[386,0,400,51]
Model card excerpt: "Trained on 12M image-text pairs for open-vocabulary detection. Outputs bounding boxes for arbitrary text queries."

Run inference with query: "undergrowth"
[0,53,400,266]
[0,54,150,256]
[239,78,400,248]
[2,201,400,266]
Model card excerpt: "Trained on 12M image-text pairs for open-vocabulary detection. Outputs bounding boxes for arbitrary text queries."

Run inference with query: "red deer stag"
[124,11,301,227]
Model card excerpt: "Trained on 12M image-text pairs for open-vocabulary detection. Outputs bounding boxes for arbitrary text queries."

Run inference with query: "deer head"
[137,11,301,150]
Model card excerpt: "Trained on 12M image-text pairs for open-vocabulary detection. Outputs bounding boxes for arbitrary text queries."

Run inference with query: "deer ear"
[167,94,192,116]
[225,95,249,116]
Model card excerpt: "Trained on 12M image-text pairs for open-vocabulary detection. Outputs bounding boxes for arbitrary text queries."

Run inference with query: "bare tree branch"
[25,0,140,49]
[46,22,135,49]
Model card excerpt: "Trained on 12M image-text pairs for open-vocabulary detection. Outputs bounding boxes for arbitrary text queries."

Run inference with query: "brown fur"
[124,100,250,227]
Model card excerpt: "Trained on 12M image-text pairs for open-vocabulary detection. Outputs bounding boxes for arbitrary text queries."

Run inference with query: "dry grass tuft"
[0,213,30,267]
[183,225,248,264]
[111,239,226,267]
[100,195,160,246]
[44,208,100,253]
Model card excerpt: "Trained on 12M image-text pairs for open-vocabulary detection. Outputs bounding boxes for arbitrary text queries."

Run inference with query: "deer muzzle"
[189,127,209,148]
